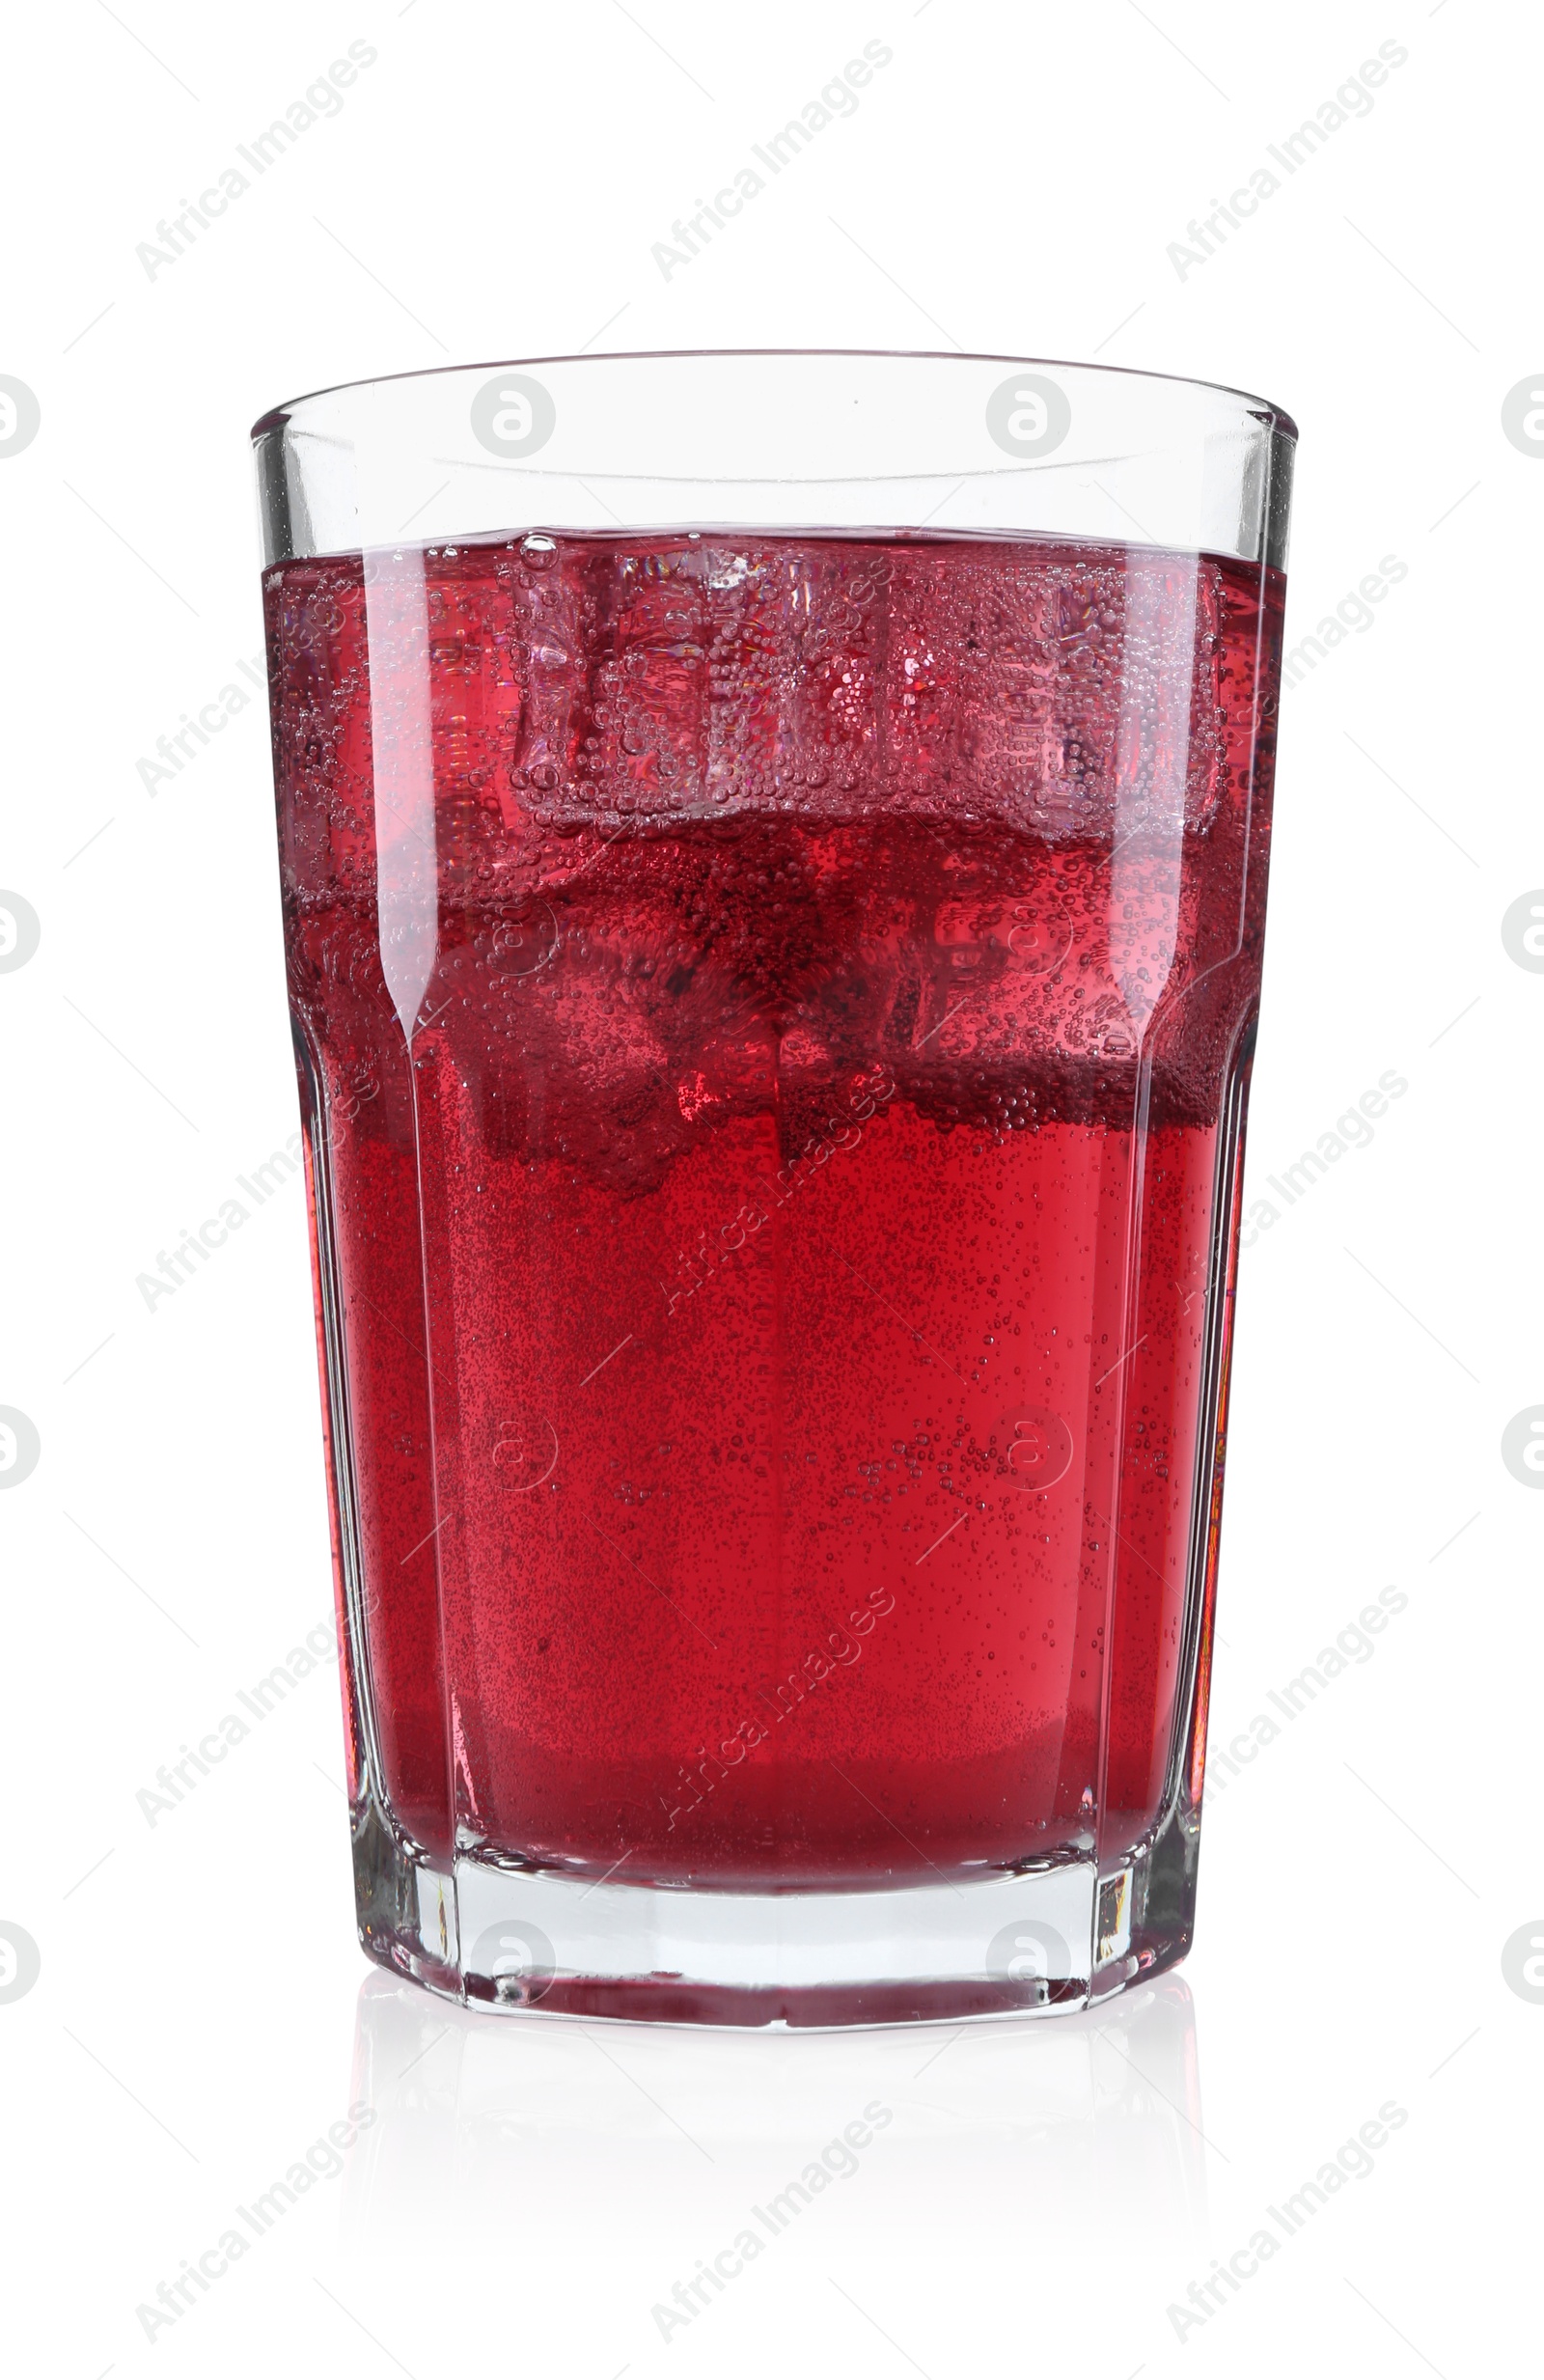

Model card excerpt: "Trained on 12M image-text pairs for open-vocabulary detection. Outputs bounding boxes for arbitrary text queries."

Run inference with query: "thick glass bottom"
[350,1782,1199,2028]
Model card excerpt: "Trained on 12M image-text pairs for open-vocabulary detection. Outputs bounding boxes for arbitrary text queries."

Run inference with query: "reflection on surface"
[343,1973,1209,2269]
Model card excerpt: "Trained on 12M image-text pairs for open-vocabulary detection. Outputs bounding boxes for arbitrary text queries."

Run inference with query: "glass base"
[350,1785,1199,2028]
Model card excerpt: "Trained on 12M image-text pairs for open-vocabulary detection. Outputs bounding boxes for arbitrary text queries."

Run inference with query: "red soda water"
[265,531,1281,1894]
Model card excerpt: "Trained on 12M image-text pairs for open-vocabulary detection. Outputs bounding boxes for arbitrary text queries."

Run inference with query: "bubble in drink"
[266,529,1282,1885]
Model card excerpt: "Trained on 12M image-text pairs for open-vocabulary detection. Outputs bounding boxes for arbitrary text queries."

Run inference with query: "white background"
[2,2,1538,2372]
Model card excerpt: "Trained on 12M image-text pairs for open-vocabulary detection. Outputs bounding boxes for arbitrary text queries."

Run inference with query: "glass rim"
[251,346,1300,446]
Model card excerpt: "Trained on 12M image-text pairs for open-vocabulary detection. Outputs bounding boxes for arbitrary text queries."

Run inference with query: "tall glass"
[253,352,1293,2023]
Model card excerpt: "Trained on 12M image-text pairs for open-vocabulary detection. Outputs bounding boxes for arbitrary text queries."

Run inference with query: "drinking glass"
[252,351,1293,2023]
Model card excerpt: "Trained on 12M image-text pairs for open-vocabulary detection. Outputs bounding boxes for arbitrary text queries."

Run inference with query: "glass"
[252,350,1293,2024]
